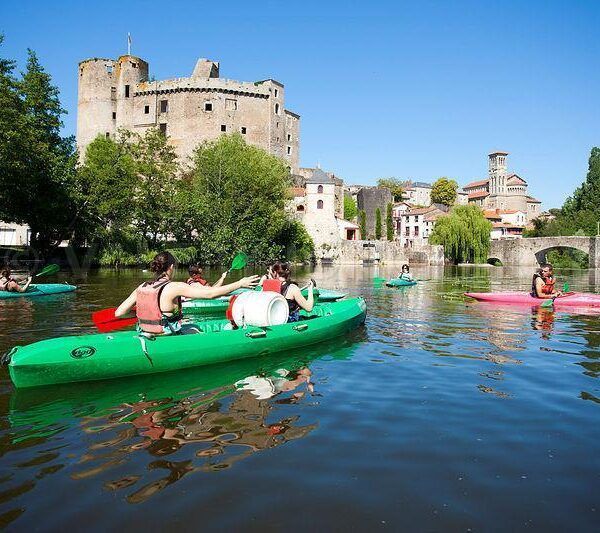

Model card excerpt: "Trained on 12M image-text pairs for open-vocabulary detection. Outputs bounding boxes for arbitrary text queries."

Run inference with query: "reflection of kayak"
[465,291,600,308]
[0,283,77,299]
[385,278,417,287]
[6,298,367,388]
[183,287,346,315]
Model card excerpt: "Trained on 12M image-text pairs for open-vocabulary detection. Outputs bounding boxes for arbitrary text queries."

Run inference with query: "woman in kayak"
[531,263,562,299]
[397,264,414,281]
[186,264,227,287]
[262,261,314,322]
[0,267,32,293]
[115,251,259,335]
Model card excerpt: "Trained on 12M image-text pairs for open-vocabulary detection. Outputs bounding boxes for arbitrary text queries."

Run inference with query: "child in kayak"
[0,267,32,293]
[531,263,562,299]
[115,252,259,335]
[186,264,227,287]
[397,264,414,281]
[262,261,314,322]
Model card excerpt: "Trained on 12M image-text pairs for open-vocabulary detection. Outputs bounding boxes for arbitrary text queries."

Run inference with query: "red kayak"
[465,291,600,308]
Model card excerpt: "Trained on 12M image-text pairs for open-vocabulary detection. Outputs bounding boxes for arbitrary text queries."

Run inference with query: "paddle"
[92,307,137,333]
[227,252,248,274]
[35,264,59,278]
[540,282,571,308]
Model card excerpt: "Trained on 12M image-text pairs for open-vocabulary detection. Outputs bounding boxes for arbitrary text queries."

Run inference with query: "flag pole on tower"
[127,33,132,55]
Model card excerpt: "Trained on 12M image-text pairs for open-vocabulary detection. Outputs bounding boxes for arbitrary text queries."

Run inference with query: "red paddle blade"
[92,307,137,333]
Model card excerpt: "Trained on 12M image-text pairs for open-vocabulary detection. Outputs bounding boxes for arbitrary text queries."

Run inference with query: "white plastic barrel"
[231,291,289,327]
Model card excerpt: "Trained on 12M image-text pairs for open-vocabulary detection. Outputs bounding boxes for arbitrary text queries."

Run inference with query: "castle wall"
[356,187,393,238]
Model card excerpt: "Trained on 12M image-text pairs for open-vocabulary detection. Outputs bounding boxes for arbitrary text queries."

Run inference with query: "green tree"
[375,208,382,239]
[359,210,366,240]
[430,205,492,264]
[431,177,458,206]
[187,134,293,262]
[343,195,358,221]
[0,46,77,255]
[377,178,404,202]
[386,203,394,240]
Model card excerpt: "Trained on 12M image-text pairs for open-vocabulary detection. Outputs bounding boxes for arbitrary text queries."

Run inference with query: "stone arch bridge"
[489,236,600,268]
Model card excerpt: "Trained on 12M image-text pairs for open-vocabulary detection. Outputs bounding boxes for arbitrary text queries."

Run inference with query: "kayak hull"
[183,288,346,315]
[465,291,600,308]
[385,278,417,287]
[0,284,77,299]
[7,298,367,389]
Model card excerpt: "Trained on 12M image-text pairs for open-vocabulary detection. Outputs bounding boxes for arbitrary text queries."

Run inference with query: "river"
[0,265,598,531]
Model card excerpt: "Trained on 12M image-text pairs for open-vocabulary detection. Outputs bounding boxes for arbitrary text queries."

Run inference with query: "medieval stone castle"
[76,54,300,172]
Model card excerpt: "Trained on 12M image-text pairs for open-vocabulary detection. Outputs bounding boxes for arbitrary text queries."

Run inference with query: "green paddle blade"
[540,298,554,308]
[373,277,386,287]
[563,282,569,292]
[35,264,59,278]
[230,252,248,271]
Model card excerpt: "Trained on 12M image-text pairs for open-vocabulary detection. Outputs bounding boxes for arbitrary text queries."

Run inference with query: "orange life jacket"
[186,275,208,286]
[136,279,182,334]
[531,274,555,297]
[262,279,282,293]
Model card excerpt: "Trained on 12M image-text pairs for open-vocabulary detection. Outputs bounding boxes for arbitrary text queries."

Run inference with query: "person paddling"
[186,264,227,287]
[115,252,259,335]
[531,263,562,299]
[0,267,32,294]
[397,264,414,281]
[262,261,314,322]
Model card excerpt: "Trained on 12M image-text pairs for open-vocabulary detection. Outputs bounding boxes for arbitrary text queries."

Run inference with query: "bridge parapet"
[489,236,600,268]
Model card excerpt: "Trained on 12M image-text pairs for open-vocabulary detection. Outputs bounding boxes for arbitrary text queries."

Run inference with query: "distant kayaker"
[186,264,227,287]
[115,251,259,335]
[531,263,562,299]
[0,267,32,293]
[398,264,414,281]
[262,261,314,322]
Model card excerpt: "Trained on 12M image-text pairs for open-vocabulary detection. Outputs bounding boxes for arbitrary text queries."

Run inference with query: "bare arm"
[178,276,260,299]
[289,283,314,312]
[18,276,33,293]
[213,272,227,288]
[115,288,138,317]
[534,278,553,299]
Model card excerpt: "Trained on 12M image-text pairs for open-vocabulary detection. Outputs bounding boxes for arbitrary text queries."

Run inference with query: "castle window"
[105,132,110,139]
[112,112,116,120]
[159,123,167,135]
[204,102,213,112]
[106,65,113,74]
[317,185,323,193]
[144,105,150,114]
[297,205,304,212]
[125,85,130,98]
[225,99,237,111]
[241,127,247,134]
[111,87,117,100]
[274,88,279,98]
[221,125,227,132]
[275,103,280,115]
[131,62,137,68]
[287,133,291,142]
[317,200,324,209]
[160,100,168,113]
[287,146,292,155]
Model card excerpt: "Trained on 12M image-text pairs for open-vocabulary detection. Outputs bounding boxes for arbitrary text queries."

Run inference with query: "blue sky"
[2,0,599,208]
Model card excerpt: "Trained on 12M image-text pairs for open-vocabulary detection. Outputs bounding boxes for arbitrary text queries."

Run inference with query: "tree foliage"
[359,210,366,240]
[377,178,404,202]
[343,195,358,221]
[429,205,492,264]
[375,208,382,240]
[431,177,458,206]
[386,203,394,240]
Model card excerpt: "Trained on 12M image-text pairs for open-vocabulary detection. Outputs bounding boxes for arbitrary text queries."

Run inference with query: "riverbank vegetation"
[430,205,492,264]
[0,37,313,266]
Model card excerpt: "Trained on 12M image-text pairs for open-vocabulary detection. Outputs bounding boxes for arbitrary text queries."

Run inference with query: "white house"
[400,205,448,247]
[0,223,30,246]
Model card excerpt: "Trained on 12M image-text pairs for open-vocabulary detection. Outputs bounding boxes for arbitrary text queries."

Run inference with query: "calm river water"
[0,265,599,531]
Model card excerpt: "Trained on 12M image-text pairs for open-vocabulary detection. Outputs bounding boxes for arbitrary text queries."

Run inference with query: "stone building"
[356,187,393,238]
[77,54,300,172]
[402,181,432,206]
[399,204,448,247]
[296,167,344,218]
[463,152,541,220]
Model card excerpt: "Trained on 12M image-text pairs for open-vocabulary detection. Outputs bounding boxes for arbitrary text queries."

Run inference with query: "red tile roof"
[464,179,489,189]
[468,191,490,199]
[526,196,541,203]
[290,187,305,197]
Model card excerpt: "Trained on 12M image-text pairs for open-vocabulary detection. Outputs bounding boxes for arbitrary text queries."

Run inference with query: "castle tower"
[115,55,149,133]
[488,151,509,195]
[77,58,118,154]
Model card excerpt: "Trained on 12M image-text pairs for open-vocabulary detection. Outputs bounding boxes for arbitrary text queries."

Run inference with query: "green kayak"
[385,278,417,287]
[182,287,346,315]
[5,297,367,389]
[0,283,77,299]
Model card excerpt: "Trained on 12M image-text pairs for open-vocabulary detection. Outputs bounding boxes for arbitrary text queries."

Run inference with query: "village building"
[398,204,448,247]
[76,54,300,172]
[463,152,541,220]
[0,223,30,246]
[402,181,432,206]
[483,209,527,239]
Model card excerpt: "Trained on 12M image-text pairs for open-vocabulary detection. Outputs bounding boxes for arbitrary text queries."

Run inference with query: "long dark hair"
[150,252,177,279]
[270,261,292,281]
[0,266,10,279]
[401,263,410,272]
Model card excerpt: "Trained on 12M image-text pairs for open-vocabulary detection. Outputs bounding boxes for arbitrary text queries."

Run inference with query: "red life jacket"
[186,275,208,286]
[262,279,299,313]
[531,274,555,297]
[136,279,182,334]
